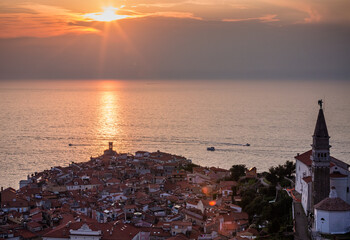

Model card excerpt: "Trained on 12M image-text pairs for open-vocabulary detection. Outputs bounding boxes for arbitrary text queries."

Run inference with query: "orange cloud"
[1,0,348,39]
[223,14,279,23]
[262,0,321,24]
[0,4,98,38]
[0,3,202,38]
[147,11,202,20]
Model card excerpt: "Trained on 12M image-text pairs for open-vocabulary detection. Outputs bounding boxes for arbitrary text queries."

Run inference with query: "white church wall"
[315,210,330,234]
[329,211,350,234]
[301,181,311,215]
[331,165,348,175]
[315,209,350,234]
[295,160,310,194]
[330,178,348,203]
[330,164,350,204]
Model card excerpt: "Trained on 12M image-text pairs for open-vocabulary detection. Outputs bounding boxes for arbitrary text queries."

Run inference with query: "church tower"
[311,100,331,207]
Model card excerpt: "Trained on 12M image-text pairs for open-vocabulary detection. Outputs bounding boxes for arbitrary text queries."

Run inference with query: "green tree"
[239,188,256,210]
[181,163,200,173]
[268,219,281,233]
[266,167,278,185]
[265,161,295,185]
[283,161,295,178]
[230,164,247,181]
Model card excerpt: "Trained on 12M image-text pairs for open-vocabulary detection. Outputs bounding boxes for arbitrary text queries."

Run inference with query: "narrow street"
[294,202,310,240]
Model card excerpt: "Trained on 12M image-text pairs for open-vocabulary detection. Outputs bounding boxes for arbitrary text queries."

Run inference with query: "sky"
[0,0,350,80]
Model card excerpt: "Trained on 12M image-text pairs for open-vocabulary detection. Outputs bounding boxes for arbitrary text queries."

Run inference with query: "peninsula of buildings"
[1,142,259,240]
[1,101,349,240]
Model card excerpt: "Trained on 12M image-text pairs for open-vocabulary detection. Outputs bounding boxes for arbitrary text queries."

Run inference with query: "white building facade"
[314,188,350,234]
[294,102,350,235]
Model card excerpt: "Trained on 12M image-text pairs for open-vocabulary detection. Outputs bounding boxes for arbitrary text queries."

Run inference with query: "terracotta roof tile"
[295,150,312,166]
[302,176,312,183]
[295,150,335,167]
[330,173,347,178]
[315,197,350,211]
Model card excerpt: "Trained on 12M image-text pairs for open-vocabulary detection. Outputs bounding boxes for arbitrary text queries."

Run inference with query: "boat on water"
[207,147,215,151]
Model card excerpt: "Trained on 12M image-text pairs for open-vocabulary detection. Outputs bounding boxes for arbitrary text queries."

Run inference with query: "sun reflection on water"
[98,82,121,142]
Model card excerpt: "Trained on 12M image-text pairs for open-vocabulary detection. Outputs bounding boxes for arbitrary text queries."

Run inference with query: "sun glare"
[84,6,129,22]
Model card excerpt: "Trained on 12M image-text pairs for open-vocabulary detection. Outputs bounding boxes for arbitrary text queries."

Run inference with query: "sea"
[0,79,349,189]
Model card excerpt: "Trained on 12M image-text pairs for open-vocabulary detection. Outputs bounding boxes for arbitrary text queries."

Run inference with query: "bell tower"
[311,100,331,207]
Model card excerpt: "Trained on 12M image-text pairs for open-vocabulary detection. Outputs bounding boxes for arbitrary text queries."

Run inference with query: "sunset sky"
[1,0,349,80]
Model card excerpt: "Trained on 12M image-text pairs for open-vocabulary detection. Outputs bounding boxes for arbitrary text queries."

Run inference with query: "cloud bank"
[0,0,349,80]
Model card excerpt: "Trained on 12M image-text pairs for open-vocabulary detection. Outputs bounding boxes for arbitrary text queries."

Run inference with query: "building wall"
[330,165,350,204]
[330,178,348,203]
[301,181,311,215]
[43,238,69,240]
[2,206,29,213]
[315,209,350,234]
[133,231,150,240]
[295,160,310,194]
[19,180,30,189]
[331,165,348,175]
[186,202,197,209]
[69,236,101,240]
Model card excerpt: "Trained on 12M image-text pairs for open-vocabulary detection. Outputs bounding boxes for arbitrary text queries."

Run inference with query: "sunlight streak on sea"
[0,79,349,188]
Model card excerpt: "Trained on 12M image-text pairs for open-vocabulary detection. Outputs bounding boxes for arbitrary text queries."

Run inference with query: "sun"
[84,6,129,22]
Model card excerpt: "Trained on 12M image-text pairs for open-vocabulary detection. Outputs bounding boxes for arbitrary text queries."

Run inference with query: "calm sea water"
[0,80,349,189]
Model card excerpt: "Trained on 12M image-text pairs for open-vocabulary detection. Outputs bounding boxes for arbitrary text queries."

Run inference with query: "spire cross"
[318,99,323,109]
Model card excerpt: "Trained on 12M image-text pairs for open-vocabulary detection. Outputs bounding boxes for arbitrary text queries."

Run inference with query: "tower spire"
[313,99,329,142]
[311,99,331,207]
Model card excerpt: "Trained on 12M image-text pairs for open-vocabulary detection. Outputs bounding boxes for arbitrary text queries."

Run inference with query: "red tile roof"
[315,197,350,211]
[330,173,347,178]
[167,234,189,240]
[295,150,335,167]
[16,229,37,239]
[44,221,141,240]
[219,181,238,188]
[302,176,312,183]
[295,150,312,166]
[209,167,229,172]
[27,221,42,228]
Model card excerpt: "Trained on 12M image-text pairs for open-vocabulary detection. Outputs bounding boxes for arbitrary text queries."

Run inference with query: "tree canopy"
[230,164,247,181]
